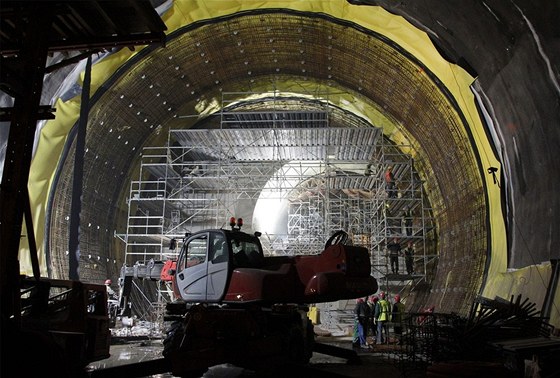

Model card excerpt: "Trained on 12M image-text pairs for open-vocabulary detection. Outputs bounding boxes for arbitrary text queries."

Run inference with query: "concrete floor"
[85,336,416,378]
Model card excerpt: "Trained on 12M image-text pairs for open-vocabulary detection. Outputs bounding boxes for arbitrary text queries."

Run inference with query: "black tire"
[284,316,313,367]
[324,230,348,249]
[304,318,315,362]
[288,327,306,365]
[162,320,184,358]
[163,316,211,378]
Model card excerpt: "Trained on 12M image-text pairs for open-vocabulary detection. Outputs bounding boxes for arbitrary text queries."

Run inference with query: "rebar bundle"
[399,295,554,375]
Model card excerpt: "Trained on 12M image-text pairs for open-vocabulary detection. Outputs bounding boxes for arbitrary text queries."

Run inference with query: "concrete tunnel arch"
[20,1,559,325]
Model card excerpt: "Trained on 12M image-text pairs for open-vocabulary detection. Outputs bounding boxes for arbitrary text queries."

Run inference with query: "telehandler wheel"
[304,318,315,362]
[286,325,308,366]
[162,320,184,358]
[162,319,209,378]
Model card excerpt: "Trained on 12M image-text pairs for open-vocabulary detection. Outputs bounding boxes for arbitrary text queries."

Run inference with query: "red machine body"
[167,228,377,305]
[222,244,376,303]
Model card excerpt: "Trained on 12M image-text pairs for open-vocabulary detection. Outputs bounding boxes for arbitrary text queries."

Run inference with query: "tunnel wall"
[369,0,560,326]
[38,4,492,318]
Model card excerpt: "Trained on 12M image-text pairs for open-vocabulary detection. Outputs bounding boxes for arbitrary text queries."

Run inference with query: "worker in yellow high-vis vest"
[374,292,391,344]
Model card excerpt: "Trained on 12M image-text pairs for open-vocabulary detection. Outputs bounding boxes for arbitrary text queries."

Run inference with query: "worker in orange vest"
[384,166,397,198]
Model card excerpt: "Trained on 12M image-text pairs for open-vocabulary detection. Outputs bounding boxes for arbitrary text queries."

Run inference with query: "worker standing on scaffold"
[384,166,397,198]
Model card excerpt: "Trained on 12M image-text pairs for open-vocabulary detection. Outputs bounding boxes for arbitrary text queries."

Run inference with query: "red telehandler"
[118,218,378,377]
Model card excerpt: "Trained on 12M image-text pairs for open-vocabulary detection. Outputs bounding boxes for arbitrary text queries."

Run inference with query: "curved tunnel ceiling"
[35,3,504,314]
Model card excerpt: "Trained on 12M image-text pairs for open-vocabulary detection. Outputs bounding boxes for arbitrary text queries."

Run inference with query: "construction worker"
[384,166,397,198]
[392,294,406,343]
[352,315,360,349]
[402,206,414,236]
[354,297,372,349]
[387,237,402,274]
[104,279,116,299]
[404,242,415,275]
[368,295,379,340]
[105,279,119,325]
[374,292,391,344]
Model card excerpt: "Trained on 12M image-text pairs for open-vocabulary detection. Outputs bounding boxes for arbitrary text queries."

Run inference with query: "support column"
[0,8,51,321]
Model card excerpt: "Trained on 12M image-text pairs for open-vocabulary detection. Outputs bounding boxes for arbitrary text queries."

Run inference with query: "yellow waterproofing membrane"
[25,0,552,325]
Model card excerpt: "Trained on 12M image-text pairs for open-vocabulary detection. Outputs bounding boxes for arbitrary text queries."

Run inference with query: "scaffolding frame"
[116,92,436,318]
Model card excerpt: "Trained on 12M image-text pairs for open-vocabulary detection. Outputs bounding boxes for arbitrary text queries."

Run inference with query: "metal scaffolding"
[116,94,436,317]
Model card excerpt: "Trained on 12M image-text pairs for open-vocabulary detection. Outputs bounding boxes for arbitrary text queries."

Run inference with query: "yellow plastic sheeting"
[483,263,559,327]
[21,98,80,276]
[23,0,514,320]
